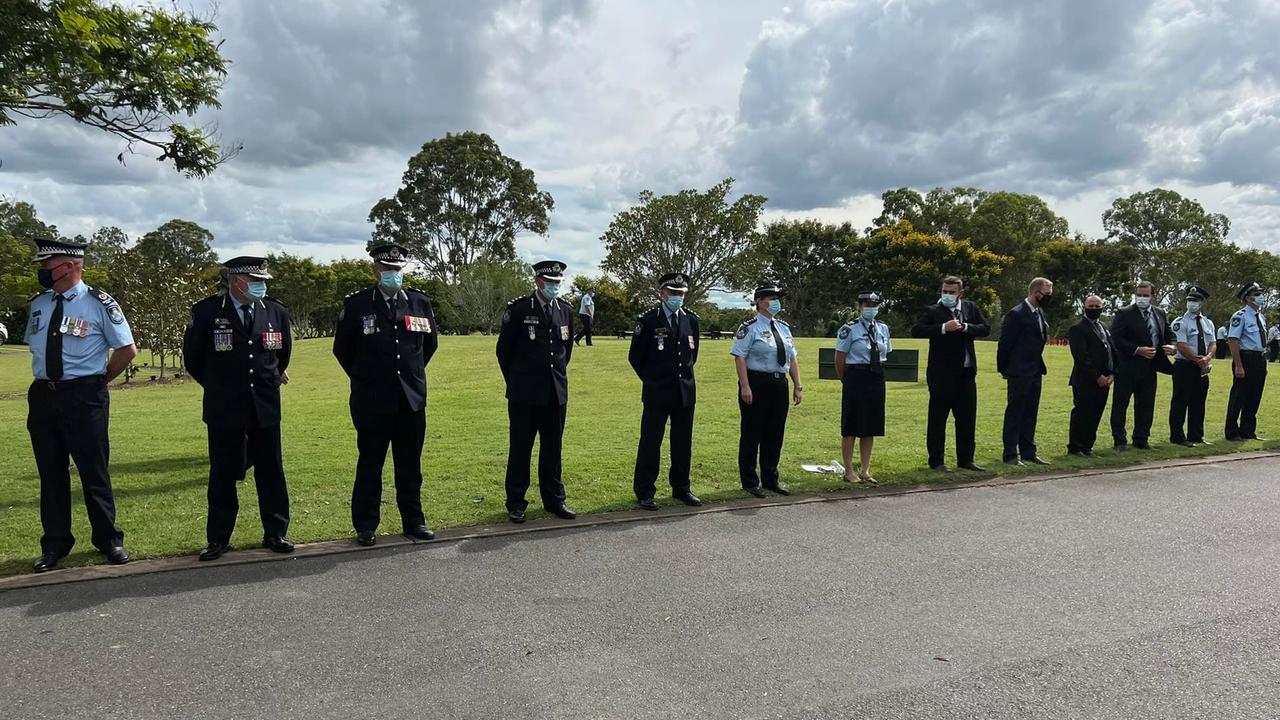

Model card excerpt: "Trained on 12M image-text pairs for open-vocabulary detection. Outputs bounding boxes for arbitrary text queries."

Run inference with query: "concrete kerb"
[2,449,1276,594]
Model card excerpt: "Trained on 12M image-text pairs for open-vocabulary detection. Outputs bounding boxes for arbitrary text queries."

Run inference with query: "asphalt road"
[2,458,1279,720]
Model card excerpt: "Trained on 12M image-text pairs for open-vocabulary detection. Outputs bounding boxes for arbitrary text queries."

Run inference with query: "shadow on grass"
[0,456,207,507]
[0,545,402,617]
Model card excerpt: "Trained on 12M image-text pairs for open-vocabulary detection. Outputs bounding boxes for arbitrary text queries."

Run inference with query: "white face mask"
[1134,295,1151,310]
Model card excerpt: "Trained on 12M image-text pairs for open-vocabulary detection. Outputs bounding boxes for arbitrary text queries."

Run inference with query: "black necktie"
[46,294,65,381]
[669,310,679,335]
[1255,312,1265,348]
[866,321,881,371]
[769,319,786,368]
[242,304,253,329]
[1195,317,1206,356]
[1143,309,1158,346]
[1095,321,1112,372]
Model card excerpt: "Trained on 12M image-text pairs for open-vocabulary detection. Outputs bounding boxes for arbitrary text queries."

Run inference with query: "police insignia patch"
[1232,317,1242,327]
[735,324,749,339]
[1171,319,1182,331]
[107,305,125,325]
[837,325,850,339]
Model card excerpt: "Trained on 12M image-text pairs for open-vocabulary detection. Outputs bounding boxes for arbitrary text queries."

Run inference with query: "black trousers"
[206,423,290,544]
[1169,360,1209,443]
[738,372,789,489]
[27,377,123,556]
[633,393,694,500]
[1269,340,1280,363]
[1110,369,1158,446]
[1225,351,1267,439]
[926,370,977,467]
[1002,375,1042,461]
[505,400,568,512]
[351,396,426,532]
[1068,380,1111,453]
[573,314,593,345]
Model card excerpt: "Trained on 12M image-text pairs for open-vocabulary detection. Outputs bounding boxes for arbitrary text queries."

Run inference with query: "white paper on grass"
[801,460,846,474]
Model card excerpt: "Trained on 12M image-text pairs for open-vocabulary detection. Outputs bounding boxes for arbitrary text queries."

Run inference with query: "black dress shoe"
[958,462,986,472]
[509,509,526,524]
[1004,459,1025,467]
[1195,439,1214,446]
[199,543,230,561]
[548,505,577,520]
[763,484,791,496]
[1246,435,1268,441]
[262,536,295,554]
[404,525,436,541]
[1114,444,1130,452]
[1133,442,1152,450]
[32,553,65,573]
[355,531,376,547]
[930,464,954,473]
[1027,456,1052,465]
[105,546,130,565]
[638,498,660,511]
[744,486,767,498]
[1176,440,1195,448]
[673,491,703,507]
[1226,435,1245,442]
[1068,450,1087,457]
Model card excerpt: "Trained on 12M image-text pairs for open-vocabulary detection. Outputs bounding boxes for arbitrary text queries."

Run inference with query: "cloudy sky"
[5,0,1280,277]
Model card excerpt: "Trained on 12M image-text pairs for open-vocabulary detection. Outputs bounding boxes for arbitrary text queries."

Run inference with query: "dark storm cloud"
[727,0,1280,209]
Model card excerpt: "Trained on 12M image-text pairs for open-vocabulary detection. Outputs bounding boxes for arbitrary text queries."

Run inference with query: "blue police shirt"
[578,294,594,315]
[835,319,891,364]
[731,313,796,373]
[1171,311,1214,361]
[25,281,134,380]
[1226,305,1267,351]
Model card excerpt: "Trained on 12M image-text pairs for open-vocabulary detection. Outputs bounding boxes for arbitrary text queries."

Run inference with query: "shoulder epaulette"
[406,287,429,297]
[684,308,699,318]
[558,297,573,307]
[264,295,288,309]
[28,290,47,303]
[777,319,790,327]
[87,287,116,306]
[192,294,220,310]
[507,295,524,306]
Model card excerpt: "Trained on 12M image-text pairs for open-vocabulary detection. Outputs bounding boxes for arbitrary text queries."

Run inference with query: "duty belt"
[35,374,105,390]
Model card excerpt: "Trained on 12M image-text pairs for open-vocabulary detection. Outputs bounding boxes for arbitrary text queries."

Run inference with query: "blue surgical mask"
[1252,293,1265,305]
[1187,301,1201,313]
[767,299,782,315]
[939,294,958,308]
[861,307,879,321]
[1134,296,1152,310]
[245,281,267,300]
[541,282,560,300]
[380,270,403,291]
[665,295,684,312]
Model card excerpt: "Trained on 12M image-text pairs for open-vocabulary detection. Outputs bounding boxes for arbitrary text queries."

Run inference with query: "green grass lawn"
[0,335,1275,575]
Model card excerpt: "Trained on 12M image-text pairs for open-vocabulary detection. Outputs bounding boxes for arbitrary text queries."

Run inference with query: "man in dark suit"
[1108,281,1175,450]
[183,256,294,561]
[997,277,1053,466]
[495,260,577,524]
[910,275,990,472]
[332,242,440,547]
[1067,295,1120,456]
[628,272,703,510]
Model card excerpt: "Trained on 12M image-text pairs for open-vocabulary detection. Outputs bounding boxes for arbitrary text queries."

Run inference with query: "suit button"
[396,354,400,359]
[248,354,253,359]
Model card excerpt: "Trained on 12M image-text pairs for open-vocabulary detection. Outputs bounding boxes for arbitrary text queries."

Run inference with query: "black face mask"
[1084,308,1103,320]
[1038,292,1054,307]
[37,268,56,290]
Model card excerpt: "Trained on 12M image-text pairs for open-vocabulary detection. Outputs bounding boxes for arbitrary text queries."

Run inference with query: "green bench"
[817,347,920,383]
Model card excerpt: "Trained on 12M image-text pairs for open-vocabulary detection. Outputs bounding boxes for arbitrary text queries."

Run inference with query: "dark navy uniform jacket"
[183,294,292,428]
[495,292,575,406]
[628,305,699,407]
[332,286,438,416]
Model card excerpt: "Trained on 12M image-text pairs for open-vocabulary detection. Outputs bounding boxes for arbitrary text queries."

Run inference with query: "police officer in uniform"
[1215,324,1229,359]
[1267,321,1280,363]
[1224,282,1269,441]
[183,256,294,560]
[25,238,137,572]
[1169,286,1215,447]
[731,283,802,498]
[628,272,703,510]
[495,260,577,524]
[835,291,891,485]
[333,243,439,546]
[573,289,595,346]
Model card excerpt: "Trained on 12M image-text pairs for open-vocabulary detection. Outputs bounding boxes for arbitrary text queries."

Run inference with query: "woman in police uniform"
[835,291,891,485]
[731,283,802,498]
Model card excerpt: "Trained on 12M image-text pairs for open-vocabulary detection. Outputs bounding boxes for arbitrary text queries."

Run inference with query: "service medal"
[560,325,569,341]
[528,325,537,340]
[213,331,234,352]
[262,331,284,350]
[362,314,377,335]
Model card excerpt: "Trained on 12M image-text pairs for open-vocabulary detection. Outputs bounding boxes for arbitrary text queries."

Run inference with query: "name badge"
[29,309,42,334]
[523,316,540,324]
[362,314,377,335]
[213,330,234,352]
[262,331,284,350]
[62,317,91,337]
[560,325,569,341]
[655,327,669,337]
[405,315,432,333]
[761,330,773,339]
